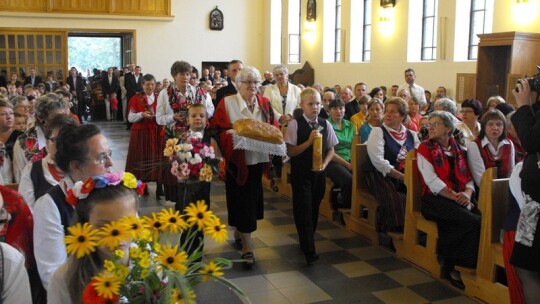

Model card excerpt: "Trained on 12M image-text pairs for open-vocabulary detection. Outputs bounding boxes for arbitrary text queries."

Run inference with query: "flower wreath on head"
[66,171,146,206]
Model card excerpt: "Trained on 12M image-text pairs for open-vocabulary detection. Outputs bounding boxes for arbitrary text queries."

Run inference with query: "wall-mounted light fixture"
[307,0,316,22]
[380,0,396,8]
[513,0,538,25]
[379,0,396,36]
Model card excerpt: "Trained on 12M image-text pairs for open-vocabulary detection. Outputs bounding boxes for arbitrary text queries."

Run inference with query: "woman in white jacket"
[263,65,301,127]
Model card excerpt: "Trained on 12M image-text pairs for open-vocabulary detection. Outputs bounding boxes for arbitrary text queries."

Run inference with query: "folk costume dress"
[156,84,214,203]
[125,92,162,182]
[210,93,278,233]
[365,124,419,232]
[12,126,47,183]
[417,137,481,268]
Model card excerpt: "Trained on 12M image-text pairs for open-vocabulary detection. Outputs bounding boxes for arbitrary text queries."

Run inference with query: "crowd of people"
[0,62,538,304]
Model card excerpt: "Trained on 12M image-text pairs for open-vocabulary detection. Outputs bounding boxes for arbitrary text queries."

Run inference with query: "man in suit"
[199,68,211,84]
[124,65,143,129]
[24,67,43,87]
[66,67,86,122]
[102,67,120,121]
[214,60,243,108]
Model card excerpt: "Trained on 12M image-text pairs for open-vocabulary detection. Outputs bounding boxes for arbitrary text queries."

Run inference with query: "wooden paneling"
[0,30,66,81]
[476,32,540,105]
[455,73,476,103]
[0,0,170,16]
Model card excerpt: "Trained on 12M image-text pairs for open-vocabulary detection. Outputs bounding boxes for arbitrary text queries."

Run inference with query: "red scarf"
[417,137,471,196]
[388,126,407,141]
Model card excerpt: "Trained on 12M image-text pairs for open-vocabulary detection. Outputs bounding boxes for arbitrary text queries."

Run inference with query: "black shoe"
[143,187,149,196]
[445,270,465,290]
[156,184,164,198]
[305,253,319,266]
[241,252,255,270]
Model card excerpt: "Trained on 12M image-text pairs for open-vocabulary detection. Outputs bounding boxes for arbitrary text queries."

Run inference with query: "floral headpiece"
[66,171,146,206]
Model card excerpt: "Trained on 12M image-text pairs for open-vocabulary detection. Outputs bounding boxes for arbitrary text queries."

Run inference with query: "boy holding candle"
[284,88,338,265]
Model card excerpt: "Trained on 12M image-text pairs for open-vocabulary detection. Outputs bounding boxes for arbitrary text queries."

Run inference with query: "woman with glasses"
[12,93,67,183]
[417,110,480,289]
[157,61,214,202]
[456,98,482,146]
[32,123,114,290]
[18,115,77,209]
[211,66,278,269]
[0,98,23,184]
[365,97,420,233]
[263,65,301,127]
[467,109,515,188]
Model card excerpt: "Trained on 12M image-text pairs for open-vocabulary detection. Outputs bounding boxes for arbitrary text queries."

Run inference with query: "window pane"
[0,51,5,65]
[28,50,35,64]
[26,35,34,49]
[0,35,5,48]
[55,35,62,48]
[8,35,15,49]
[46,35,53,49]
[18,35,25,49]
[473,0,486,10]
[55,51,62,65]
[18,51,25,64]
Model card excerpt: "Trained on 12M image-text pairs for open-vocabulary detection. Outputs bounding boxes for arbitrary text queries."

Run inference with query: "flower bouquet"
[66,200,247,303]
[164,132,220,183]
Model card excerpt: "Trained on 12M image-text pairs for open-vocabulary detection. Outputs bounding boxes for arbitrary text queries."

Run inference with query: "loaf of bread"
[233,119,283,144]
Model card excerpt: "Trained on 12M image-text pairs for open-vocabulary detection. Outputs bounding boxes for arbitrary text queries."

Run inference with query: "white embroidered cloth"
[228,130,287,156]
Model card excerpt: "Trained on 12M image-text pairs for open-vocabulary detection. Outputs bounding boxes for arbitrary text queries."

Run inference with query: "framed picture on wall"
[210,6,223,31]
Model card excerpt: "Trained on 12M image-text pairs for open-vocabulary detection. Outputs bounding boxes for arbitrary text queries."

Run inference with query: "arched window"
[270,0,282,64]
[350,0,371,63]
[288,0,301,63]
[454,0,493,61]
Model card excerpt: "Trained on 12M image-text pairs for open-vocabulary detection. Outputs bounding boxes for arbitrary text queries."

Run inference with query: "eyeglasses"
[47,136,57,143]
[240,80,260,86]
[426,122,444,128]
[486,121,504,128]
[0,208,9,224]
[92,150,113,165]
[460,109,475,114]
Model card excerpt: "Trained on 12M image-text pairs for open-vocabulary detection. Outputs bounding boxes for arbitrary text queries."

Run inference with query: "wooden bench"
[395,149,442,278]
[342,142,379,244]
[457,167,510,304]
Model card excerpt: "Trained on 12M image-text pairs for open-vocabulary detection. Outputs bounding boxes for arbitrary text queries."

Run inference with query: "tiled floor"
[99,120,478,304]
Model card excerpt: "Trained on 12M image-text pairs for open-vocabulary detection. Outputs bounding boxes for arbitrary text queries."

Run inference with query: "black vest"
[291,116,329,178]
[47,185,74,234]
[29,160,54,201]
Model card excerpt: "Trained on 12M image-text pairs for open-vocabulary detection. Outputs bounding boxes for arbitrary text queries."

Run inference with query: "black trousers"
[324,161,352,209]
[291,171,326,255]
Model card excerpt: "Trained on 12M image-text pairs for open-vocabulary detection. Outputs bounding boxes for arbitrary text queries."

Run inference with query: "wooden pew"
[319,178,335,220]
[342,141,379,244]
[395,149,442,278]
[457,167,510,304]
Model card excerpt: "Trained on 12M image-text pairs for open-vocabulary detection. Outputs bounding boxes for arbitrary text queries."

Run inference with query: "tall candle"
[312,131,323,170]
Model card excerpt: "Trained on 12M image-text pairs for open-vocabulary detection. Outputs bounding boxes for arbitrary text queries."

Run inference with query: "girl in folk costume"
[125,74,163,187]
[156,61,214,202]
[467,109,515,188]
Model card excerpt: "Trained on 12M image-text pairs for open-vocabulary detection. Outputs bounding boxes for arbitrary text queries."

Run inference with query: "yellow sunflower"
[64,222,100,258]
[184,200,213,230]
[203,217,228,243]
[103,260,115,272]
[199,260,224,281]
[171,288,196,304]
[92,271,121,300]
[155,244,188,274]
[143,213,165,238]
[121,216,145,240]
[97,220,130,250]
[158,209,188,233]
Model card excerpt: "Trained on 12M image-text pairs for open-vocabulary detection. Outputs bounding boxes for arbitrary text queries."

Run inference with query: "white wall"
[260,0,540,100]
[0,0,266,81]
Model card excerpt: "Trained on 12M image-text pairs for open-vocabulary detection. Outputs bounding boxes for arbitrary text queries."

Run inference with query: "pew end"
[458,167,510,304]
[343,142,379,244]
[397,149,443,278]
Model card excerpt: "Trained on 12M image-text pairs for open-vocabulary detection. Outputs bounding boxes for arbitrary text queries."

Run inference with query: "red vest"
[474,137,512,178]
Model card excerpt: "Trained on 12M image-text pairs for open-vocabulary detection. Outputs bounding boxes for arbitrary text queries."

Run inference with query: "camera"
[516,65,540,93]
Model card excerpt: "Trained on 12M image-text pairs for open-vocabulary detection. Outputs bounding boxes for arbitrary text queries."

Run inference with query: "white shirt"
[0,154,13,184]
[399,83,427,108]
[456,121,481,146]
[33,177,75,289]
[47,262,71,304]
[224,93,276,165]
[0,243,32,304]
[19,155,60,210]
[417,149,475,195]
[128,94,156,123]
[283,115,339,148]
[366,124,420,176]
[12,126,47,183]
[156,84,214,128]
[263,82,301,121]
[467,137,515,187]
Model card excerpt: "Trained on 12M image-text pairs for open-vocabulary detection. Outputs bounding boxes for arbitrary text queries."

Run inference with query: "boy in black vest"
[284,88,338,265]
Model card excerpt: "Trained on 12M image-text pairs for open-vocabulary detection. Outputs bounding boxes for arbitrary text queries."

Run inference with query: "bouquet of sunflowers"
[163,131,220,183]
[65,200,246,303]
